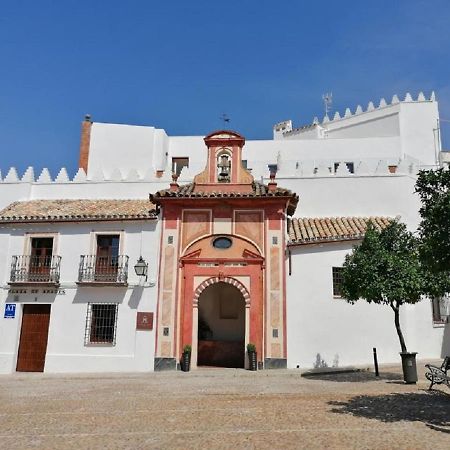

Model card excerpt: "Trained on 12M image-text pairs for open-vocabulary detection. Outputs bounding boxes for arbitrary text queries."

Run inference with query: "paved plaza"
[0,361,449,449]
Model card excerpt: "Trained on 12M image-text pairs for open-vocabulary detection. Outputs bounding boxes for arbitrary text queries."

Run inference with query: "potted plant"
[181,344,192,372]
[247,343,257,371]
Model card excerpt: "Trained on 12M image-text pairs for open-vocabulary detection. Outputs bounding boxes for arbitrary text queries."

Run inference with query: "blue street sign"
[4,304,16,319]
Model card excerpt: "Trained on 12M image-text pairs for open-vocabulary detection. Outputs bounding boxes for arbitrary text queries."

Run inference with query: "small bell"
[217,155,231,182]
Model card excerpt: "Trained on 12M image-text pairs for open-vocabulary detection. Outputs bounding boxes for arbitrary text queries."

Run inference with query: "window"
[172,157,189,176]
[85,303,118,345]
[333,162,354,174]
[29,237,54,281]
[212,237,232,249]
[95,234,120,282]
[332,267,344,297]
[431,296,449,324]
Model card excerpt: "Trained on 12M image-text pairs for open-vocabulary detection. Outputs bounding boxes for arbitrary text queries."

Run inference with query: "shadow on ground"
[329,390,450,428]
[306,371,403,383]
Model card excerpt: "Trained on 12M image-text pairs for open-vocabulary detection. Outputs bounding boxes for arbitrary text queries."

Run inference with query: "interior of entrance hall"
[197,282,245,368]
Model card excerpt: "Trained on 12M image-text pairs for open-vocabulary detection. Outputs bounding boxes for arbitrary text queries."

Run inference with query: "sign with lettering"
[4,304,16,319]
[136,312,153,330]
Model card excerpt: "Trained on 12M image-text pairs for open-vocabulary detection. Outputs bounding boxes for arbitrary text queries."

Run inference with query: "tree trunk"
[391,302,407,353]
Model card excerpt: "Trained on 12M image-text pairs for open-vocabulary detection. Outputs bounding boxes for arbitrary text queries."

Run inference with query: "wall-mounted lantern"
[134,256,148,281]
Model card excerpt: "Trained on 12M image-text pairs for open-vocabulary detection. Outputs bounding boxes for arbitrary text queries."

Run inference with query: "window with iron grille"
[85,303,118,345]
[332,267,344,297]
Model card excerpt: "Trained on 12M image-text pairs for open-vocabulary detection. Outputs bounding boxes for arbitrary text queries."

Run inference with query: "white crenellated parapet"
[4,167,20,182]
[126,169,141,182]
[396,158,410,174]
[375,160,389,174]
[89,168,105,181]
[109,168,122,181]
[21,167,35,182]
[315,165,332,176]
[314,91,437,127]
[55,168,70,183]
[72,168,87,182]
[142,168,155,181]
[335,162,351,176]
[417,92,426,101]
[355,161,371,175]
[37,168,52,183]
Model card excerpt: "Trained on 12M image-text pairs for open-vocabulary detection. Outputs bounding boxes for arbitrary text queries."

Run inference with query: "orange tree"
[341,221,427,353]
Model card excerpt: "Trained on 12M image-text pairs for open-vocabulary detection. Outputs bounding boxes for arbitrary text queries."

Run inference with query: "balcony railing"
[78,255,129,285]
[10,255,61,285]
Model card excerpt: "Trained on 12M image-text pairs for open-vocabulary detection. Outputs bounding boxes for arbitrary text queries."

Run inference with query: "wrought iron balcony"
[9,255,61,285]
[78,255,129,285]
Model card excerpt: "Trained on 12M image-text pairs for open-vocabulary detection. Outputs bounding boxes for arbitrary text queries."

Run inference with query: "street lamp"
[134,256,148,281]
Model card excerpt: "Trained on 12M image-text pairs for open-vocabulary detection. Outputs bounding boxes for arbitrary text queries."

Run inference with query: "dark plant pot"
[181,351,191,372]
[248,351,257,371]
[400,352,418,384]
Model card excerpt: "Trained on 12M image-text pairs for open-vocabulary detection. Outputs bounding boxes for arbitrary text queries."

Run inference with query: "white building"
[0,91,448,374]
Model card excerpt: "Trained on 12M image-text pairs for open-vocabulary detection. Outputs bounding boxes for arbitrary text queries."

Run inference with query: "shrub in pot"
[181,344,192,372]
[247,343,257,371]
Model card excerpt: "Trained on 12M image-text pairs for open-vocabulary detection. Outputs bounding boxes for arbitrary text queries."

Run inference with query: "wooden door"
[29,237,53,282]
[95,235,120,281]
[16,304,51,372]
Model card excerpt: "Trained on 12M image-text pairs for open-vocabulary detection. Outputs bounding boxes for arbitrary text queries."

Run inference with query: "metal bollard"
[373,347,379,377]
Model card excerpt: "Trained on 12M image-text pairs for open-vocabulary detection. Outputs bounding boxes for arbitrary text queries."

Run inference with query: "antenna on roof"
[219,113,230,125]
[322,93,333,118]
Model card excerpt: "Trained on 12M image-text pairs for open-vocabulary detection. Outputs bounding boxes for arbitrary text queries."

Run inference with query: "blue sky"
[1,0,449,176]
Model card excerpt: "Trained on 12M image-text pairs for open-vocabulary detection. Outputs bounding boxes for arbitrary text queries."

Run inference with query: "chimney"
[78,114,92,173]
[170,173,179,192]
[268,171,277,192]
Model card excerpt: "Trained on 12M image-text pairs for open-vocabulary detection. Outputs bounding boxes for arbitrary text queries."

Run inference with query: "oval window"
[212,237,232,249]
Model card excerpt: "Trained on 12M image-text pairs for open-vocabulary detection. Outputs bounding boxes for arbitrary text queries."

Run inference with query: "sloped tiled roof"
[0,199,157,223]
[288,216,392,245]
[151,182,299,215]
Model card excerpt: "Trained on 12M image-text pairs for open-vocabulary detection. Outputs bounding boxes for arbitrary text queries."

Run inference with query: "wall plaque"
[136,312,154,330]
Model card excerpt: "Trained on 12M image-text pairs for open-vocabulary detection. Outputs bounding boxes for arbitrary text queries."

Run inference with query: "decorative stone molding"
[193,276,251,305]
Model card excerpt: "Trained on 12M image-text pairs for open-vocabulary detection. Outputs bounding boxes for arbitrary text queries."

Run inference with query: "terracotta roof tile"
[288,216,393,245]
[0,199,157,223]
[151,181,299,215]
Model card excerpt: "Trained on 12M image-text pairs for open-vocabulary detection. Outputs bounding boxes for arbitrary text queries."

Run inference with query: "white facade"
[0,91,448,373]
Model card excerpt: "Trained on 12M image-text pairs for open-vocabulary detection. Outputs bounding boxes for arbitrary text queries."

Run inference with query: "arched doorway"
[197,282,245,368]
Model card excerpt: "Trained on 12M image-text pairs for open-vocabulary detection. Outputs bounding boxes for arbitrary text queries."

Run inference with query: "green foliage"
[416,168,450,270]
[341,221,430,353]
[416,168,450,293]
[183,344,192,354]
[247,343,256,353]
[341,221,425,306]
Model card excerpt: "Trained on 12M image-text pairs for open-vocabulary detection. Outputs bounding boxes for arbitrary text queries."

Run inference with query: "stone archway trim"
[193,277,250,305]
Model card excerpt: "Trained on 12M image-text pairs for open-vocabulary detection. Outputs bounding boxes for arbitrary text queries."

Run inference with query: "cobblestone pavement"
[0,361,449,449]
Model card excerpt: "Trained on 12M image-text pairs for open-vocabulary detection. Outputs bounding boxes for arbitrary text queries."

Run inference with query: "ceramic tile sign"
[136,312,153,330]
[4,304,16,319]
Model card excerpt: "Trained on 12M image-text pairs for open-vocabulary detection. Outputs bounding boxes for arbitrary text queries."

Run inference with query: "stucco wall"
[0,220,160,374]
[286,242,446,369]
